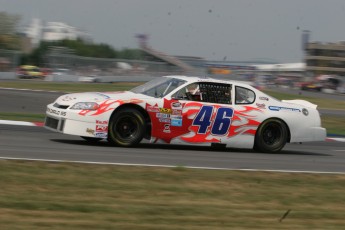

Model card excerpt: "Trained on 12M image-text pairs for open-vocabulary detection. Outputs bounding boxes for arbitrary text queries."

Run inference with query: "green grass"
[0,113,45,122]
[263,89,345,110]
[322,115,345,135]
[1,160,345,229]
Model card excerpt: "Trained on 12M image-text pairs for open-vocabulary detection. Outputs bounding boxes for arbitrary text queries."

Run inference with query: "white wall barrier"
[0,72,16,80]
[0,72,155,82]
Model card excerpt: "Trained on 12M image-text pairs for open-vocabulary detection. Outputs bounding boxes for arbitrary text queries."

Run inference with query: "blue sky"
[2,0,345,63]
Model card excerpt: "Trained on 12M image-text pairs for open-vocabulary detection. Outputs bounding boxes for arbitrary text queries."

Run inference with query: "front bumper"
[45,116,105,138]
[44,104,108,138]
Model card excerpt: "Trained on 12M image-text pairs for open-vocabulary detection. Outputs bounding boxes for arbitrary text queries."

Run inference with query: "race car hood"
[54,91,150,105]
[281,99,317,109]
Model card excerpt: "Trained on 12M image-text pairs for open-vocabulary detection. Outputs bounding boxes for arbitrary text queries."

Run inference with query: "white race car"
[45,75,326,153]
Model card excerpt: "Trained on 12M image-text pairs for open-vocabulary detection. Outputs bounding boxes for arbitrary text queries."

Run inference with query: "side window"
[143,79,185,98]
[172,83,201,101]
[199,83,232,104]
[172,82,232,104]
[235,86,255,104]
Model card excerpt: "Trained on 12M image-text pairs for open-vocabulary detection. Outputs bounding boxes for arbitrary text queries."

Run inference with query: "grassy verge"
[1,160,344,229]
[0,113,45,122]
[263,90,345,110]
[322,115,345,136]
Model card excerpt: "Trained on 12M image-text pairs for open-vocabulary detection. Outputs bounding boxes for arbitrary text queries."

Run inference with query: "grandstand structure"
[305,41,345,76]
[135,34,196,74]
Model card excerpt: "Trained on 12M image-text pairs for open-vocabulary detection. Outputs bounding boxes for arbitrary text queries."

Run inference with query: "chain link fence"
[44,47,196,77]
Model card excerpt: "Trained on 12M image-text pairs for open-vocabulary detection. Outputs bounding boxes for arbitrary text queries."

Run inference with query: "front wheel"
[108,108,145,147]
[254,119,288,153]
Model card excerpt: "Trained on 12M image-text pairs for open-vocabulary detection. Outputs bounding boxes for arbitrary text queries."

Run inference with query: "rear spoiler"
[281,99,317,109]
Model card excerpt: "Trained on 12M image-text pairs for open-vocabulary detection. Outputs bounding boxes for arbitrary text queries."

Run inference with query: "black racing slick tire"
[108,108,146,147]
[254,119,288,153]
[81,136,103,143]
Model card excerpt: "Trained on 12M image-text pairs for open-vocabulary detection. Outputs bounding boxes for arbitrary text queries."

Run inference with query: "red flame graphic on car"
[180,102,221,143]
[79,99,143,116]
[228,106,262,137]
[180,103,263,143]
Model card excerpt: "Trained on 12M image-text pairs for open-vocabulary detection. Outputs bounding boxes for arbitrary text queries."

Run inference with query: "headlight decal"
[70,102,100,110]
[78,99,144,116]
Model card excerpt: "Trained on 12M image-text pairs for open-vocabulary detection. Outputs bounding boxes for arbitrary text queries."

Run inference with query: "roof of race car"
[163,75,255,88]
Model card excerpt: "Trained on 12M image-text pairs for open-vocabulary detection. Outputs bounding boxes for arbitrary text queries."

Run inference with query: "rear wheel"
[254,119,288,153]
[108,108,145,147]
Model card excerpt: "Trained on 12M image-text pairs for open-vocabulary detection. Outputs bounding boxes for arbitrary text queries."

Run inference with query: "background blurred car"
[336,80,345,94]
[51,68,70,76]
[78,75,101,83]
[300,75,342,92]
[17,65,44,79]
[299,81,323,91]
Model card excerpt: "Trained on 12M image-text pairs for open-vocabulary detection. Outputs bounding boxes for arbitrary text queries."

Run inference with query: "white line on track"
[0,87,62,93]
[1,156,344,175]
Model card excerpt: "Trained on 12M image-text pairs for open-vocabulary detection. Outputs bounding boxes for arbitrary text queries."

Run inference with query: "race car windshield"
[130,77,187,98]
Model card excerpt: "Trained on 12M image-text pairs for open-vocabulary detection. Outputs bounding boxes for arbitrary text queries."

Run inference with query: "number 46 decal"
[192,106,233,135]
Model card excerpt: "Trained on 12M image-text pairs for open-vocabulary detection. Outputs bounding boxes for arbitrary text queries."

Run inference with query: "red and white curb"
[0,119,344,142]
[0,120,44,127]
[326,137,345,142]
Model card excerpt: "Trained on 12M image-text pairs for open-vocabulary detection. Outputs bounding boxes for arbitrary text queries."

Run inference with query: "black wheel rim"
[114,115,139,142]
[262,123,282,146]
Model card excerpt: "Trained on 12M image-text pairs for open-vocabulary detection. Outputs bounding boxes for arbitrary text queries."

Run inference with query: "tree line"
[0,12,145,66]
[0,11,21,50]
[21,39,145,66]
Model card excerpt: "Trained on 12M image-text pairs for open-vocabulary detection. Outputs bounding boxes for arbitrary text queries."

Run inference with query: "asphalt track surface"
[0,88,61,113]
[0,124,344,173]
[0,87,344,173]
